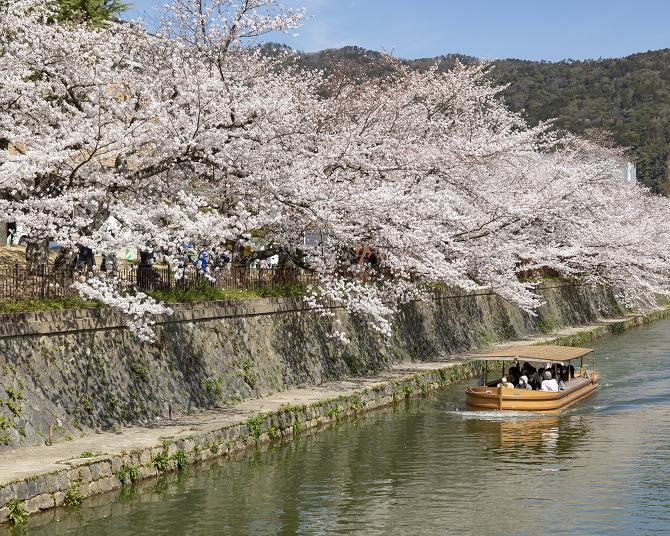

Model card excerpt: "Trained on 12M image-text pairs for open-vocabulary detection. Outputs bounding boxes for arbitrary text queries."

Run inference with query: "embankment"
[0,283,622,449]
[0,283,625,449]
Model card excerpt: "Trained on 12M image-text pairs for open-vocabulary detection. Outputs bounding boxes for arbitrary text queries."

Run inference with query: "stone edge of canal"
[1,309,669,526]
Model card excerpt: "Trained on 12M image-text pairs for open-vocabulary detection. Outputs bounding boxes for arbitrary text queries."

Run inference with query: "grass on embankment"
[146,282,308,304]
[0,297,101,314]
[0,283,308,313]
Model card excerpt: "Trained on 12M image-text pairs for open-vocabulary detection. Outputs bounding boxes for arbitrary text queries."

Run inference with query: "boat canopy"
[469,344,593,362]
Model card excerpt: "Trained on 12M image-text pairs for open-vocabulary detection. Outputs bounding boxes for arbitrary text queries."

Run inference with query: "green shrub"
[153,451,170,474]
[64,485,83,507]
[0,297,100,314]
[247,415,264,441]
[292,421,302,437]
[115,464,140,485]
[7,498,27,526]
[171,449,189,471]
[267,426,280,441]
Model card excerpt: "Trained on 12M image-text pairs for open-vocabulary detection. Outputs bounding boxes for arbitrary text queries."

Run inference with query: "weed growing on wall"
[7,499,27,526]
[247,415,264,442]
[64,485,83,507]
[115,464,140,485]
[292,421,302,437]
[153,451,170,474]
[171,449,189,471]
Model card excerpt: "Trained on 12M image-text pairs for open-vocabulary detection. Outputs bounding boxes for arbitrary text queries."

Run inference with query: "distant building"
[616,161,637,183]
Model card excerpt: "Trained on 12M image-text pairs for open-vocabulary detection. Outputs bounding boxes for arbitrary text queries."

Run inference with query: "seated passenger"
[568,364,575,379]
[521,361,536,376]
[518,375,532,390]
[530,370,542,390]
[540,370,559,392]
[497,376,515,388]
[508,365,521,380]
[508,371,519,387]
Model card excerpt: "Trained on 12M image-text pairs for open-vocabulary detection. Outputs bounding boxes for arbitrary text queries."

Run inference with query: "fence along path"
[0,264,317,302]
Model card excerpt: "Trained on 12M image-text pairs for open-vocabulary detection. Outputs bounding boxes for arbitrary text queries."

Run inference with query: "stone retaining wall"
[0,283,623,450]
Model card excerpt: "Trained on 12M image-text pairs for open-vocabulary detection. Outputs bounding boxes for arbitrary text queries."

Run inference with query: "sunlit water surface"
[9,320,670,535]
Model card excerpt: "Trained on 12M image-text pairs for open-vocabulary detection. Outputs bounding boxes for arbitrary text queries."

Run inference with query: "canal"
[10,319,670,535]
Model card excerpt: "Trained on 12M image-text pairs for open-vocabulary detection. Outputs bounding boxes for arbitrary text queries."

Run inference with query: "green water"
[12,320,670,535]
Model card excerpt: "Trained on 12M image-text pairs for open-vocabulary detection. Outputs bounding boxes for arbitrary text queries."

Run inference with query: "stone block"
[24,493,54,514]
[67,468,80,482]
[89,463,100,481]
[139,466,157,479]
[53,491,66,507]
[45,473,60,494]
[25,477,42,498]
[97,476,117,493]
[78,466,92,484]
[87,481,100,496]
[97,462,112,479]
[0,507,8,524]
[138,449,152,466]
[57,471,70,491]
[0,486,12,508]
[110,456,123,473]
[11,480,30,501]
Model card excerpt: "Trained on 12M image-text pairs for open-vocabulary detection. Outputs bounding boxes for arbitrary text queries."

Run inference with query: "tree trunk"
[53,248,78,272]
[26,238,49,274]
[0,221,7,247]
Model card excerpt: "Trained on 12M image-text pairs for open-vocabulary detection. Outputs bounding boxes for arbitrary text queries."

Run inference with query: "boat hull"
[465,374,599,412]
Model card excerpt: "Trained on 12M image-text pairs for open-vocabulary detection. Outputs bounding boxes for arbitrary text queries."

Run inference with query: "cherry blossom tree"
[2,0,670,341]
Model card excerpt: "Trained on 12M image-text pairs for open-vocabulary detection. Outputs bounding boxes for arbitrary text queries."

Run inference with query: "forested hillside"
[271,45,670,193]
[493,50,670,194]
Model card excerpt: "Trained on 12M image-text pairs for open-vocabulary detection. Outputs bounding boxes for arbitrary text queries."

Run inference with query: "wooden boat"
[465,344,599,412]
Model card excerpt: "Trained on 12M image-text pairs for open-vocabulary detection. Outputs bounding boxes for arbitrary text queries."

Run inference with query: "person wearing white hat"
[518,375,532,390]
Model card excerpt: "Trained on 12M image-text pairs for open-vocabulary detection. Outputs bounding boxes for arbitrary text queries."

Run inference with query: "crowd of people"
[497,361,576,392]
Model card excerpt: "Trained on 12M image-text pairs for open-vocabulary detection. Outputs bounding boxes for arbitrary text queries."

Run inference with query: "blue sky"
[124,0,670,61]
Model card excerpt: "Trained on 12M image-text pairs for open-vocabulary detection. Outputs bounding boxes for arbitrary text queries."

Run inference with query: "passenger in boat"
[508,370,519,387]
[517,375,532,390]
[568,364,576,379]
[497,376,515,388]
[528,371,542,391]
[540,370,559,392]
[545,362,556,378]
[521,362,536,377]
[559,364,570,382]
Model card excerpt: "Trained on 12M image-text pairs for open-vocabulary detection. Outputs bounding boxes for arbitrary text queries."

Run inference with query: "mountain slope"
[269,44,670,193]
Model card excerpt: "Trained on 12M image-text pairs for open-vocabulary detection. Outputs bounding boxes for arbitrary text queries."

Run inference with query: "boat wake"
[444,409,548,421]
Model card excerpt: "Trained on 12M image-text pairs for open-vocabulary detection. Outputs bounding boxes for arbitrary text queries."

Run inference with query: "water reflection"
[462,414,590,456]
